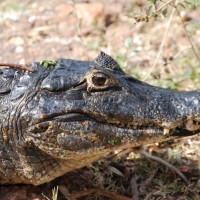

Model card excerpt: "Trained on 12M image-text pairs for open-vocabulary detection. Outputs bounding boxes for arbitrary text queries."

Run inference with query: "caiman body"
[0,52,199,185]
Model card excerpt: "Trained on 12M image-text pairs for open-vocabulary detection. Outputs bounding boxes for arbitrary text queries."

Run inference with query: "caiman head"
[9,52,200,157]
[2,52,199,184]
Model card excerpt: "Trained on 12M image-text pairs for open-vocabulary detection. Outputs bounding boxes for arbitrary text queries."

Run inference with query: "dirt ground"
[0,0,200,199]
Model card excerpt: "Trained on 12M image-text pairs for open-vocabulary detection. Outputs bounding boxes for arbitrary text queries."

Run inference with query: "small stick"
[143,4,176,81]
[175,5,200,63]
[59,186,132,200]
[130,175,139,200]
[0,63,33,72]
[141,150,188,183]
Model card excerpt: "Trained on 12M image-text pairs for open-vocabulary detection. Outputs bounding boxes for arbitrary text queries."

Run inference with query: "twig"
[141,150,188,183]
[59,185,71,199]
[152,0,174,17]
[173,46,191,60]
[59,187,132,200]
[130,175,139,200]
[174,3,200,62]
[42,193,51,200]
[144,192,153,200]
[143,168,158,186]
[143,2,176,81]
[0,63,33,72]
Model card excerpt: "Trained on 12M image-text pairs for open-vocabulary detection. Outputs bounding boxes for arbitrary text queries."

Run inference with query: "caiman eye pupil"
[92,76,107,86]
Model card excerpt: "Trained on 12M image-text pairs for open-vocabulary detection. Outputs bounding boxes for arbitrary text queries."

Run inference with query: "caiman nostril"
[185,119,200,131]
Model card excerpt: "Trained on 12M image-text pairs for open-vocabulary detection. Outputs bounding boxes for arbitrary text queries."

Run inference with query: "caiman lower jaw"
[42,113,200,138]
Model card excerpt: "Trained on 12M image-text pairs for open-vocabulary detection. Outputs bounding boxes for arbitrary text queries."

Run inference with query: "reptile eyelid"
[86,70,118,92]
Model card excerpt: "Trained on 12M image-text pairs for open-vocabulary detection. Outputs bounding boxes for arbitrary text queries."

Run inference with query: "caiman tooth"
[163,128,170,135]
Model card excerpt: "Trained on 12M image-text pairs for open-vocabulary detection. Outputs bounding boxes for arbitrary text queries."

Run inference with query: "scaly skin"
[0,52,199,185]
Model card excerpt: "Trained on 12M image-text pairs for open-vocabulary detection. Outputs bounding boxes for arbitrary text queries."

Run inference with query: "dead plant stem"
[174,4,200,62]
[0,63,33,72]
[141,150,188,183]
[143,2,176,81]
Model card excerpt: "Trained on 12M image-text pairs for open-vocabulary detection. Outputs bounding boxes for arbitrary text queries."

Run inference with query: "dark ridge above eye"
[93,51,124,72]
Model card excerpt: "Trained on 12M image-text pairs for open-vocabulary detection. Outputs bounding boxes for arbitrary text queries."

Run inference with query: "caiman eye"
[86,70,120,92]
[92,73,107,86]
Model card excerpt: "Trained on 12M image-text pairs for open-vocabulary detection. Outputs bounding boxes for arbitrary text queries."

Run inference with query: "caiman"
[0,52,199,185]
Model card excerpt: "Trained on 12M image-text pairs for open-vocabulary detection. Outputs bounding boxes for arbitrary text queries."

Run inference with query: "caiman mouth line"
[40,113,200,138]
